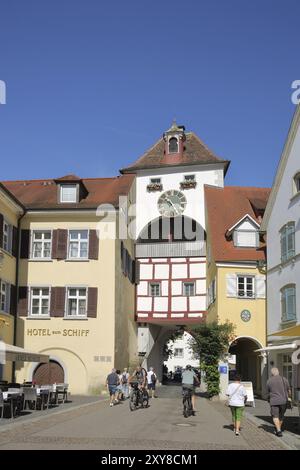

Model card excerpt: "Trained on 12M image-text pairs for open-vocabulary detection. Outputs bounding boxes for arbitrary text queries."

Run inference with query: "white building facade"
[262,105,300,396]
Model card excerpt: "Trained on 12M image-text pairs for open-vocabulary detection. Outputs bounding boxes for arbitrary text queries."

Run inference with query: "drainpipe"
[12,210,25,382]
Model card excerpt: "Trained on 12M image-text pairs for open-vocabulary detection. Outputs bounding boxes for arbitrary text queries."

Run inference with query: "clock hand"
[166,198,179,215]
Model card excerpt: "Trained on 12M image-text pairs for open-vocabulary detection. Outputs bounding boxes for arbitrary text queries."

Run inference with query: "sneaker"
[275,431,283,437]
[110,403,114,407]
[235,431,239,436]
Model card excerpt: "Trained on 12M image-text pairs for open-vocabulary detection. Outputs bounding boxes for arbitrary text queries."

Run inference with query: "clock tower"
[120,122,230,372]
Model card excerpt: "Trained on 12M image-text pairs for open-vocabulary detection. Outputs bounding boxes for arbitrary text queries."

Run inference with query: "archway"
[163,331,199,382]
[228,337,263,394]
[33,360,64,385]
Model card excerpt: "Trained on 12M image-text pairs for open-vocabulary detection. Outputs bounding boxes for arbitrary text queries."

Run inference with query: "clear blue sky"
[0,0,299,186]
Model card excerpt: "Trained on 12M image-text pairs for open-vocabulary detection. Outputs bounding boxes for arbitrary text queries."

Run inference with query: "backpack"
[122,373,128,384]
[151,372,157,384]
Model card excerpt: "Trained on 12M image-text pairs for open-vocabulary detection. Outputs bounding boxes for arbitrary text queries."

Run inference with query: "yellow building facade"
[0,183,24,382]
[205,185,270,397]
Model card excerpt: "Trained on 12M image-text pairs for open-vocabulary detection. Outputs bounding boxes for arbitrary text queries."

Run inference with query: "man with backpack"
[121,367,130,399]
[147,367,158,398]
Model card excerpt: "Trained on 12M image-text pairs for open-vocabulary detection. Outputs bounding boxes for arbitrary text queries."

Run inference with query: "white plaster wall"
[190,263,205,278]
[135,164,224,239]
[154,297,168,312]
[154,264,169,279]
[266,120,300,336]
[172,297,187,311]
[172,264,188,279]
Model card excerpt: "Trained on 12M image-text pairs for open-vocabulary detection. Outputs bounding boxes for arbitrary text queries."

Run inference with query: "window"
[208,278,216,307]
[60,184,77,203]
[32,231,52,259]
[68,230,88,259]
[150,178,161,184]
[282,354,293,385]
[168,137,178,153]
[0,281,10,313]
[66,287,87,317]
[183,282,195,297]
[184,174,195,182]
[293,172,300,195]
[234,229,258,248]
[280,222,295,263]
[149,283,161,297]
[30,287,50,316]
[3,220,12,253]
[281,285,296,323]
[174,348,184,358]
[237,276,254,298]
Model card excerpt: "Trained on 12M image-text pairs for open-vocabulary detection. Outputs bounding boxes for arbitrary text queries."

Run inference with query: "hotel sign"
[27,328,90,337]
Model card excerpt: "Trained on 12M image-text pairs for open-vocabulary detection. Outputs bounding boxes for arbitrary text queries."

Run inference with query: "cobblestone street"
[0,386,290,450]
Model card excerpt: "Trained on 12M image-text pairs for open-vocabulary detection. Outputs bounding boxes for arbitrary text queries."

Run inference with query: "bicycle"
[129,382,149,411]
[182,386,193,418]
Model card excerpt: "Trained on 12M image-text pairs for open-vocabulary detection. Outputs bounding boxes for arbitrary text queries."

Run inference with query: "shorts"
[230,406,244,421]
[108,385,117,396]
[148,383,156,390]
[182,384,195,394]
[271,404,287,420]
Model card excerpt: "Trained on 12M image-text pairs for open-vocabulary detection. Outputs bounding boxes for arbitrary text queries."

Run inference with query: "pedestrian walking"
[226,375,247,436]
[147,367,158,398]
[266,367,291,437]
[106,368,120,407]
[116,369,123,402]
[121,368,130,399]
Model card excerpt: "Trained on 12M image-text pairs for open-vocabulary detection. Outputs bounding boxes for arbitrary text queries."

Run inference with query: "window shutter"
[0,213,3,248]
[88,230,99,260]
[12,226,18,258]
[51,230,57,258]
[18,286,29,316]
[255,275,266,299]
[120,242,126,275]
[135,260,140,285]
[20,229,30,258]
[54,229,68,259]
[51,287,65,317]
[10,284,17,315]
[87,287,98,318]
[226,274,237,297]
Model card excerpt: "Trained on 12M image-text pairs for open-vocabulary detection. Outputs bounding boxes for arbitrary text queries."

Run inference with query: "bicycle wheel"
[183,400,189,418]
[142,390,149,408]
[129,391,137,411]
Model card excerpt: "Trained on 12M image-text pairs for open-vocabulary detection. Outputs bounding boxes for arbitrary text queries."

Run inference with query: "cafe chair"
[0,390,14,419]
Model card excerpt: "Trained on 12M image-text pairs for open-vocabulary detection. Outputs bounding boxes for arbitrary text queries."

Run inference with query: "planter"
[180,181,197,190]
[147,184,163,192]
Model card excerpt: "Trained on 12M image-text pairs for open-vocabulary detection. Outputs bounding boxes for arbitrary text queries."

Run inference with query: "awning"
[255,342,298,353]
[268,324,300,337]
[0,343,49,363]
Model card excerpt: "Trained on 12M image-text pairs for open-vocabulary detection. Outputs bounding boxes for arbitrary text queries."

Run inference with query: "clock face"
[157,190,187,217]
[241,309,251,322]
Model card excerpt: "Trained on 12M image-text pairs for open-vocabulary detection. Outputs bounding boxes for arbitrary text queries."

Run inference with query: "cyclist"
[129,365,148,407]
[181,365,199,414]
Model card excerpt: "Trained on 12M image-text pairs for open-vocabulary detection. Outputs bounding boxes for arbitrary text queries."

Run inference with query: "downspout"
[12,210,26,382]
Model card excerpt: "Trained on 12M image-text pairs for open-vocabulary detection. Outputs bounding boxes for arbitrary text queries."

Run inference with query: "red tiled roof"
[120,132,230,173]
[204,186,271,262]
[2,174,134,210]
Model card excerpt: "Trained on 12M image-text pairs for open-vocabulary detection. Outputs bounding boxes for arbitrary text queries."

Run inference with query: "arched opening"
[163,331,199,383]
[168,137,178,153]
[138,216,206,243]
[228,337,263,394]
[33,359,65,385]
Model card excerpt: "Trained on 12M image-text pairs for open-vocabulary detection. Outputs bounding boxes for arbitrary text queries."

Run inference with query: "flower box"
[147,183,163,192]
[180,181,197,190]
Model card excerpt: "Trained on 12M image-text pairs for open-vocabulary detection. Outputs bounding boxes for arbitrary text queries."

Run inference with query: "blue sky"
[0,0,299,186]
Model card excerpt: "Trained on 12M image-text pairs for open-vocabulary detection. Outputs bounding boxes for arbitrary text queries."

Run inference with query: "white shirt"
[226,383,247,407]
[147,371,155,384]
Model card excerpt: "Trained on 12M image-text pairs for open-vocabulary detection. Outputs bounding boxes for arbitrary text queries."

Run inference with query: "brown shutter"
[10,284,17,315]
[50,287,66,317]
[51,230,57,258]
[0,213,3,248]
[54,229,68,259]
[18,286,28,316]
[12,226,18,258]
[87,287,98,318]
[20,229,30,258]
[88,230,99,260]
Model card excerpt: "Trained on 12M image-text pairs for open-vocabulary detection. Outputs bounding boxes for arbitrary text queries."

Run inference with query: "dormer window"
[293,172,300,195]
[168,137,179,153]
[60,184,78,203]
[227,214,260,248]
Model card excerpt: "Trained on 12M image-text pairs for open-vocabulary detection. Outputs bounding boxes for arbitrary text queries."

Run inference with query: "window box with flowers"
[147,183,163,192]
[180,180,197,190]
